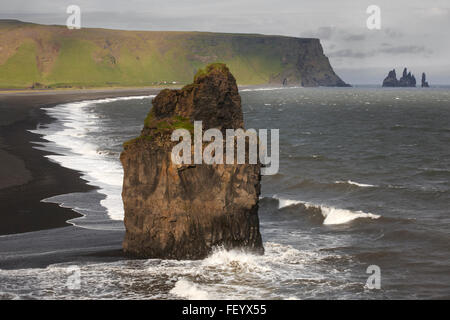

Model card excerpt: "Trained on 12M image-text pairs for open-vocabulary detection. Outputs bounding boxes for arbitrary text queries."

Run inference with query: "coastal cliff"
[120,63,263,259]
[0,20,348,88]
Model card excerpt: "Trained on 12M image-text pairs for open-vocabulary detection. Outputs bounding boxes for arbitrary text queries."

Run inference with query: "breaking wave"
[273,196,380,225]
[0,242,364,300]
[334,180,377,188]
[170,279,210,300]
[30,95,154,222]
[240,86,301,92]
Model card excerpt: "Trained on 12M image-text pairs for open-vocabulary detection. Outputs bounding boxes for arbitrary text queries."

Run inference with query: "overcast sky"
[1,0,449,84]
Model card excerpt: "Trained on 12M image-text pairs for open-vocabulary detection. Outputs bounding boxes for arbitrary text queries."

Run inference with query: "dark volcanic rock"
[421,72,430,88]
[382,69,399,87]
[399,68,416,87]
[382,68,417,87]
[120,63,264,259]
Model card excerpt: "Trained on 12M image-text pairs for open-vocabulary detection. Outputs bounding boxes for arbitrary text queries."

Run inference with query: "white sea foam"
[277,198,303,209]
[0,241,352,300]
[30,95,154,221]
[272,195,380,225]
[240,86,301,92]
[202,246,271,273]
[335,180,377,188]
[320,206,380,225]
[170,279,211,300]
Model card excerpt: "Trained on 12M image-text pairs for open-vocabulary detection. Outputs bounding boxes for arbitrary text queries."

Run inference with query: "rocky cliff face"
[0,20,349,88]
[266,38,350,87]
[120,63,264,259]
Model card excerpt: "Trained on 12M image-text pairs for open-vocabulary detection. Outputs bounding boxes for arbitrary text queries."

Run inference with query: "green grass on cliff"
[0,20,335,89]
[194,63,229,81]
[0,41,41,88]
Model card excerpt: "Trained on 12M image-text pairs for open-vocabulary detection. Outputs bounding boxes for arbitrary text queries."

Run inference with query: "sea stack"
[421,73,430,87]
[120,63,264,259]
[382,68,417,87]
[399,68,416,87]
[382,69,399,87]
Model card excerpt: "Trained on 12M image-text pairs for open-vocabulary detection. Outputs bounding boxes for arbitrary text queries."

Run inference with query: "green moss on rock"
[144,109,156,128]
[123,135,153,148]
[194,63,229,82]
[153,115,193,134]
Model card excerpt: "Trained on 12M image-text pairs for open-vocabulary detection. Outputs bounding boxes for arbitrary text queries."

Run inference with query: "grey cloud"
[328,49,374,59]
[379,45,432,55]
[420,7,450,17]
[302,26,334,40]
[303,27,366,42]
[384,28,404,39]
[343,34,365,41]
[328,45,432,60]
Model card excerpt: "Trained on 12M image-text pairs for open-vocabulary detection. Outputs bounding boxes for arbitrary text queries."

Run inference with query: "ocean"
[1,86,449,299]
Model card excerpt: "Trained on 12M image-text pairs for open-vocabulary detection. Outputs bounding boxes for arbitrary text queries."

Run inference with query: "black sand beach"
[0,88,161,235]
[0,89,160,268]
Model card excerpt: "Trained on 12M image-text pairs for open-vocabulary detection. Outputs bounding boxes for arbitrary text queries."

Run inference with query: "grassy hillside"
[0,20,348,89]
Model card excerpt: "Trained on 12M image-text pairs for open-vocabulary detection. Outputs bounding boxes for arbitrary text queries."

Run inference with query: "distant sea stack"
[0,20,349,88]
[382,69,399,87]
[421,73,430,87]
[399,68,416,87]
[121,63,264,259]
[382,67,430,88]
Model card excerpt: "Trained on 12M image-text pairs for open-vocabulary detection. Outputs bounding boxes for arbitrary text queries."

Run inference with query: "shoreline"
[0,88,161,236]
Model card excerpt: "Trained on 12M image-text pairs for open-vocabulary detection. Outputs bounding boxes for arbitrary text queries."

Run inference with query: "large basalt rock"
[382,69,398,87]
[398,68,416,87]
[120,63,264,259]
[421,72,430,88]
[382,68,417,87]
